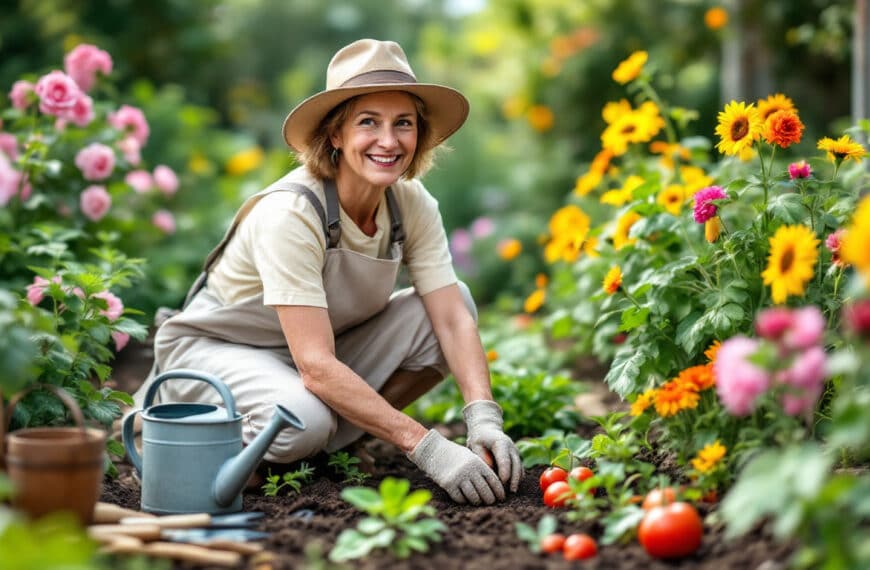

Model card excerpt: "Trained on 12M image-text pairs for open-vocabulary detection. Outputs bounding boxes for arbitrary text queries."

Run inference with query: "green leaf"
[768,192,806,224]
[356,517,387,535]
[619,307,650,332]
[340,488,382,514]
[605,345,650,397]
[601,505,646,545]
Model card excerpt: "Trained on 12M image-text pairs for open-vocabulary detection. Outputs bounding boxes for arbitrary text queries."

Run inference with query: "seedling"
[329,477,445,562]
[515,514,558,553]
[262,462,315,497]
[328,451,370,484]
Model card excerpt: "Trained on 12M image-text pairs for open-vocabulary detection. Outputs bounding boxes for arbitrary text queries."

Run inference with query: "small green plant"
[329,477,445,562]
[328,451,370,484]
[262,462,315,497]
[514,514,558,553]
[516,429,591,468]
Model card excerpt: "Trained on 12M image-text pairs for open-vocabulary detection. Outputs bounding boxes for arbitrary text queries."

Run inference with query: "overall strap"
[323,178,342,248]
[384,188,406,245]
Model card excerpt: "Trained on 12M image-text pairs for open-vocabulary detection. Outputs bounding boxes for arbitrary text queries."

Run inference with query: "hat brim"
[282,83,469,153]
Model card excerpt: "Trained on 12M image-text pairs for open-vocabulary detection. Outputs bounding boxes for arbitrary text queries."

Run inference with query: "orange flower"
[630,389,658,416]
[486,349,499,362]
[705,216,722,243]
[654,380,700,417]
[704,340,721,363]
[603,265,623,294]
[497,238,522,260]
[704,7,728,30]
[757,93,795,122]
[763,110,804,148]
[524,289,546,313]
[676,364,716,392]
[527,105,555,132]
[535,273,549,289]
[691,441,727,473]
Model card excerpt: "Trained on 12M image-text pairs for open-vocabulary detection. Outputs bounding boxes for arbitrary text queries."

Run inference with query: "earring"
[330,147,340,165]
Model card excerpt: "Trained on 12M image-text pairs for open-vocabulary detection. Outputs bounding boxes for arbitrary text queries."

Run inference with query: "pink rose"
[152,209,176,234]
[826,229,847,268]
[61,94,94,127]
[92,290,124,321]
[75,143,115,181]
[714,336,770,416]
[0,133,18,160]
[153,165,179,195]
[118,136,141,166]
[64,44,113,92]
[111,331,130,352]
[781,346,827,390]
[35,70,82,116]
[79,185,111,221]
[781,386,822,416]
[108,105,149,146]
[26,276,50,306]
[125,170,153,193]
[0,153,29,206]
[788,160,811,180]
[755,307,794,341]
[9,80,35,110]
[470,217,495,238]
[782,306,825,351]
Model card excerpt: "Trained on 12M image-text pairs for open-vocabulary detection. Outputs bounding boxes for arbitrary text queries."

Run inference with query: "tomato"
[638,502,703,559]
[542,481,573,508]
[539,467,568,491]
[569,466,596,495]
[642,486,677,510]
[701,489,718,504]
[540,533,565,554]
[563,533,597,560]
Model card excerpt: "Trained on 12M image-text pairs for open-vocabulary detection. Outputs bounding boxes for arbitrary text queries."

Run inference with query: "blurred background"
[0,0,857,316]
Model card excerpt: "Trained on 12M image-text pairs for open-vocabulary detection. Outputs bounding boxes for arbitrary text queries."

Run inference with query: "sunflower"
[524,289,546,313]
[654,380,700,417]
[650,141,690,170]
[603,265,623,295]
[676,364,716,392]
[612,50,648,84]
[590,148,614,174]
[574,170,602,196]
[602,99,633,124]
[761,224,820,304]
[630,388,658,416]
[691,441,727,473]
[840,195,870,285]
[715,101,763,156]
[583,236,600,257]
[757,93,795,122]
[657,184,685,216]
[544,205,591,263]
[679,165,714,195]
[601,102,665,156]
[601,175,644,206]
[763,109,804,148]
[613,211,642,250]
[817,135,867,163]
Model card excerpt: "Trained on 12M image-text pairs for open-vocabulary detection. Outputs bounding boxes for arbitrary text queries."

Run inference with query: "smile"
[368,155,401,166]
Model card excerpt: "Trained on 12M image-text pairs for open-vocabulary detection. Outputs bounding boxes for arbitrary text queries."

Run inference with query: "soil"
[101,339,797,570]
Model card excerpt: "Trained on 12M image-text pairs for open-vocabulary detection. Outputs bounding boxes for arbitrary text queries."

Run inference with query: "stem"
[639,81,677,145]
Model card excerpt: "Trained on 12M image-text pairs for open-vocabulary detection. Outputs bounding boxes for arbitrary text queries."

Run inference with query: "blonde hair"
[299,93,438,180]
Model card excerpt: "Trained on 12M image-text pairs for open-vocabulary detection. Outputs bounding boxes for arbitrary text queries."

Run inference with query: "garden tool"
[161,528,269,544]
[120,511,264,529]
[122,369,306,514]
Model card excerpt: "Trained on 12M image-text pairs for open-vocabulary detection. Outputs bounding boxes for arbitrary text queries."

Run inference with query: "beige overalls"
[133,178,475,462]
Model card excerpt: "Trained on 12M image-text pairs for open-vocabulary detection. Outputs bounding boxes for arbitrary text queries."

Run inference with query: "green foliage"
[514,514,557,553]
[516,429,590,469]
[329,477,445,562]
[327,451,370,485]
[262,462,315,497]
[0,511,99,570]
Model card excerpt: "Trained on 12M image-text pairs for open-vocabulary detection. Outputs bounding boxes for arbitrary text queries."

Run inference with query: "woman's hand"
[463,400,523,492]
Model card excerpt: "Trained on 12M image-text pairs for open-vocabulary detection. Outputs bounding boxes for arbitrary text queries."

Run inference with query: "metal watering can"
[122,369,305,514]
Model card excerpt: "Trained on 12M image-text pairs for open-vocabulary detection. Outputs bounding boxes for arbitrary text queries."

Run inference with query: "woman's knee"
[255,402,337,463]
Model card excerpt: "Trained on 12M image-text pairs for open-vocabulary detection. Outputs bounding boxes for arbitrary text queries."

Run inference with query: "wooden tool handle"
[88,523,162,541]
[94,502,156,524]
[203,539,265,555]
[121,513,212,528]
[97,534,144,554]
[143,541,242,567]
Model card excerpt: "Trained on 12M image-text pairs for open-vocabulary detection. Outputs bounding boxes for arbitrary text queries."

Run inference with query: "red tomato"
[540,533,566,554]
[542,481,573,508]
[642,486,677,510]
[638,502,703,559]
[563,533,597,560]
[539,467,568,492]
[569,466,596,495]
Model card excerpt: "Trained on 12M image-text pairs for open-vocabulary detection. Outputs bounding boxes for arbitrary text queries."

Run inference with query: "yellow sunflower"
[761,224,820,304]
[715,101,763,156]
[583,236,600,257]
[601,175,644,206]
[549,204,590,237]
[757,93,795,122]
[574,170,602,196]
[840,194,870,285]
[654,380,700,417]
[691,441,727,473]
[226,146,264,176]
[603,265,623,295]
[524,289,546,313]
[612,50,648,84]
[817,135,867,163]
[650,141,690,170]
[590,148,614,174]
[602,99,633,124]
[657,184,685,215]
[613,211,642,250]
[630,388,658,416]
[680,165,714,195]
[601,103,665,156]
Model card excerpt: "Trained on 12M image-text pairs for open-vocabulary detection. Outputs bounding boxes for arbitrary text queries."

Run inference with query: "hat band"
[340,70,417,88]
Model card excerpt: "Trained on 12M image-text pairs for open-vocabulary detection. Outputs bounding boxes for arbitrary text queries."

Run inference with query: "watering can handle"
[141,369,237,419]
[122,409,143,475]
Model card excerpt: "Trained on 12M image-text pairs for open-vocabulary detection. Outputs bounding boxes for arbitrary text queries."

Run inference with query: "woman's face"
[331,91,418,189]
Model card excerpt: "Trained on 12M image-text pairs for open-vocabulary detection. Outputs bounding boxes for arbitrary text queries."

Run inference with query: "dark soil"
[101,339,797,570]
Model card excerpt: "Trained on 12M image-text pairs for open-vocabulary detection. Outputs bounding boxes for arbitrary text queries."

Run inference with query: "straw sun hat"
[282,39,469,153]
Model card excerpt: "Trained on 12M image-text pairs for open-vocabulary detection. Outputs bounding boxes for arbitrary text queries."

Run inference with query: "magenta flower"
[34,70,82,116]
[153,165,179,195]
[108,105,150,146]
[92,290,124,321]
[692,186,727,223]
[79,185,111,221]
[755,307,793,341]
[714,336,770,416]
[9,80,34,110]
[788,160,811,180]
[844,300,870,338]
[64,44,113,92]
[781,346,826,390]
[75,143,115,181]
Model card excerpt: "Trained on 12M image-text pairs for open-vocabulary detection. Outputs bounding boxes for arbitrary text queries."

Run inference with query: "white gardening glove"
[408,429,506,505]
[463,400,523,492]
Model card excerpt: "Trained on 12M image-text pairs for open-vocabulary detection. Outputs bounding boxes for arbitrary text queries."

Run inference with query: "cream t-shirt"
[207,166,457,307]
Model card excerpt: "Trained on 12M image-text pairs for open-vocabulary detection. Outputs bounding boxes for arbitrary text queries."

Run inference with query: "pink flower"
[0,153,29,206]
[152,209,176,234]
[693,186,727,224]
[125,170,153,193]
[111,331,130,352]
[92,290,124,321]
[79,185,111,221]
[61,94,94,127]
[75,143,115,181]
[0,133,18,160]
[755,307,794,341]
[844,300,870,338]
[470,217,495,239]
[9,80,35,110]
[26,276,50,305]
[781,346,826,390]
[781,386,822,416]
[449,228,473,255]
[825,229,847,268]
[714,336,770,416]
[782,306,825,351]
[787,160,811,180]
[108,105,149,146]
[118,136,141,166]
[34,70,82,116]
[153,165,179,195]
[64,44,113,92]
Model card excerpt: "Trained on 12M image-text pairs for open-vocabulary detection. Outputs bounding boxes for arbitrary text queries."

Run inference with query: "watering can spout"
[213,405,305,508]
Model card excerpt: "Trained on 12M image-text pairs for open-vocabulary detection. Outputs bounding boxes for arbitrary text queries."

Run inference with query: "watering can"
[122,369,305,514]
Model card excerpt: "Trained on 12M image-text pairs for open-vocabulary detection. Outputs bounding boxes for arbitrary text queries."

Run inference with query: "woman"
[134,39,522,505]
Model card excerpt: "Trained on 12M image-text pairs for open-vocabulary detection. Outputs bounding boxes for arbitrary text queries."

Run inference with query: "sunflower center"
[730,117,749,141]
[621,124,637,135]
[779,246,795,273]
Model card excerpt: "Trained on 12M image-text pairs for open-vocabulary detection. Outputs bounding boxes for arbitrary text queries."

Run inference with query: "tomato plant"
[569,466,596,495]
[638,502,703,559]
[563,533,597,560]
[642,487,677,510]
[540,467,568,491]
[540,533,565,554]
[543,481,573,508]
